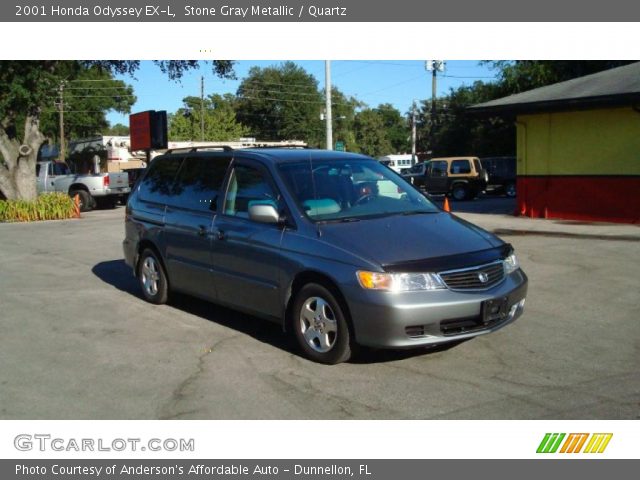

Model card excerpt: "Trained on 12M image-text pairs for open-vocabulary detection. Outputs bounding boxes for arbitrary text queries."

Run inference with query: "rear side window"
[473,159,482,173]
[168,156,231,212]
[138,156,184,204]
[450,160,471,174]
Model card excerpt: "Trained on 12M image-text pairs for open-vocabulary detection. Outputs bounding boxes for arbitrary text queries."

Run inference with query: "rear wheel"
[293,283,353,364]
[70,190,92,212]
[137,249,169,304]
[451,184,469,201]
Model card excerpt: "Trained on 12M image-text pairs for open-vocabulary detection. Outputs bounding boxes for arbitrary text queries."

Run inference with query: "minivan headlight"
[357,271,446,292]
[504,253,520,274]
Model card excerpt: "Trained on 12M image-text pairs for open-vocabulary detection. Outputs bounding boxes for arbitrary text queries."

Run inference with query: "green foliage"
[418,61,635,157]
[235,62,324,144]
[0,60,236,201]
[354,108,393,157]
[374,103,410,153]
[104,123,130,136]
[326,88,362,152]
[0,192,76,222]
[418,81,515,157]
[484,60,636,94]
[169,94,248,141]
[39,66,136,146]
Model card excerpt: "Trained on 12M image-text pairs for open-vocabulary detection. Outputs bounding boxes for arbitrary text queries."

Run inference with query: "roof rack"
[245,144,309,149]
[164,145,234,155]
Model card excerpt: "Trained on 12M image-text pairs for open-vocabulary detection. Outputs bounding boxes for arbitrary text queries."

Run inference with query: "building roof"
[470,62,640,115]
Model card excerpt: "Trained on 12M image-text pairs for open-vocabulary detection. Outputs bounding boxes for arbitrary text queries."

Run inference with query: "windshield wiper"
[317,217,361,224]
[401,210,439,216]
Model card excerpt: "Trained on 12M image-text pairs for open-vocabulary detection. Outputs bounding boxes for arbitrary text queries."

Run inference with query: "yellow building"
[471,62,640,223]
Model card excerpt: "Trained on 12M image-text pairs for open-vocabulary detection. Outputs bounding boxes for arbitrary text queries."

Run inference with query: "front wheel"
[505,182,516,198]
[293,283,353,364]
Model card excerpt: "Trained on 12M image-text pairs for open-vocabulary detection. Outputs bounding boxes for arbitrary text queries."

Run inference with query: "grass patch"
[0,193,78,222]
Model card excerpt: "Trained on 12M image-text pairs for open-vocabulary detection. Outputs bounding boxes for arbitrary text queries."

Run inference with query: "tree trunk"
[0,114,45,201]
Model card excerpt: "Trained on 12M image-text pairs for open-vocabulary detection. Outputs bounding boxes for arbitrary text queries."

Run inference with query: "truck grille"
[439,261,505,291]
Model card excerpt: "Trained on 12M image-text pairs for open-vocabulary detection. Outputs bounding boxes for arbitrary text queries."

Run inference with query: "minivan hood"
[316,212,505,271]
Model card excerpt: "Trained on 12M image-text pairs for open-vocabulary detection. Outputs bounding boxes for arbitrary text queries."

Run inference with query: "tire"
[505,182,516,198]
[137,248,169,305]
[292,283,353,364]
[70,190,92,212]
[451,184,469,201]
[480,169,489,187]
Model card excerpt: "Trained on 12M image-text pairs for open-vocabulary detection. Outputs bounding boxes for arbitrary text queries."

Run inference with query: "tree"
[415,61,635,158]
[417,81,515,157]
[354,108,392,157]
[235,62,324,144]
[0,60,235,201]
[38,67,135,144]
[319,87,361,151]
[169,94,248,141]
[374,103,410,153]
[104,124,130,136]
[484,60,636,94]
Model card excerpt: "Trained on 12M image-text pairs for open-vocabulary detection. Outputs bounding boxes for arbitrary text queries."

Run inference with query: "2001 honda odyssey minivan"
[123,147,527,364]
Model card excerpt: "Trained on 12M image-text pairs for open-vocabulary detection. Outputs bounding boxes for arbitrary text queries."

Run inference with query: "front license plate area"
[482,297,508,324]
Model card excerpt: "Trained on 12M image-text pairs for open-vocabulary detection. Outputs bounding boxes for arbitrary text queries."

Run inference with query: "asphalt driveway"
[0,206,638,419]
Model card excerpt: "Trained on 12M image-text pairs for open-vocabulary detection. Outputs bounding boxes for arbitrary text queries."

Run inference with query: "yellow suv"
[403,156,489,200]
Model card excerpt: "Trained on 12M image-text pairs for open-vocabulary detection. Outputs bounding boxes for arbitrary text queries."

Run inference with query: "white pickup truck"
[36,161,130,211]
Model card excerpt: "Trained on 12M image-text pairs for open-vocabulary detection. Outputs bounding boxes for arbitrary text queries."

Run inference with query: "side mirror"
[248,203,282,225]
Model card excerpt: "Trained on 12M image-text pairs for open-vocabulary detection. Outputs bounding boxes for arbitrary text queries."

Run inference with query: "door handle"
[197,225,207,237]
[216,229,226,241]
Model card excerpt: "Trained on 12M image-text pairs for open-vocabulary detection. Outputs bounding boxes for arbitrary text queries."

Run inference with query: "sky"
[106,60,499,127]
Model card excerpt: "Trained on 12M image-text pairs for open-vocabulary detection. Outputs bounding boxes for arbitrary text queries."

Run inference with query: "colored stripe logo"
[537,433,612,453]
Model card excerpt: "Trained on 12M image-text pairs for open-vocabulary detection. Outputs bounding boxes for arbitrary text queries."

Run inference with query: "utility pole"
[57,81,65,162]
[426,60,445,156]
[411,102,417,165]
[200,76,205,142]
[325,60,333,150]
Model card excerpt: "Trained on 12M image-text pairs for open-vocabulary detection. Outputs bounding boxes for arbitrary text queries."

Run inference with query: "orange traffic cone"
[73,194,81,218]
[443,197,451,212]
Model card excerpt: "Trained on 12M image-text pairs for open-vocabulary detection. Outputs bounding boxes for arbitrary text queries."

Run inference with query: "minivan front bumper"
[344,269,528,348]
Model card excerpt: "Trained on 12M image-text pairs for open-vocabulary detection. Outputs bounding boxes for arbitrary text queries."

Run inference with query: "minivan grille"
[439,261,504,290]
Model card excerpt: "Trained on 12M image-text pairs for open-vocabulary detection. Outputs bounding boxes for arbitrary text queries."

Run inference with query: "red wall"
[517,176,640,224]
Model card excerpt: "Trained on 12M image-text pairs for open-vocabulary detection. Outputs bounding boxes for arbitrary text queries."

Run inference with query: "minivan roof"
[159,148,373,165]
[240,148,372,164]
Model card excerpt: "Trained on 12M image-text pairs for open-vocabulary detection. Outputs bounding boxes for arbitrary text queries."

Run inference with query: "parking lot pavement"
[1,207,639,419]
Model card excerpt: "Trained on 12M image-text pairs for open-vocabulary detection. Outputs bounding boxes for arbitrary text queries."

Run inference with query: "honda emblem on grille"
[478,272,489,283]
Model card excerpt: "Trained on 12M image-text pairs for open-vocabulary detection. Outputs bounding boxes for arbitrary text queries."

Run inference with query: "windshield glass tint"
[279,158,438,221]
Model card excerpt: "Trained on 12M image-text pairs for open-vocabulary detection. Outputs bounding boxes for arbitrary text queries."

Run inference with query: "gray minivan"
[123,147,527,364]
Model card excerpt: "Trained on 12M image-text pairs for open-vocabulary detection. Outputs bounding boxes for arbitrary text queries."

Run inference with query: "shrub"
[0,193,78,222]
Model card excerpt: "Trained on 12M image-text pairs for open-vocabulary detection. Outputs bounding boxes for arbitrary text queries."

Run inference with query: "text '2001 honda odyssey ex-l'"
[123,147,527,364]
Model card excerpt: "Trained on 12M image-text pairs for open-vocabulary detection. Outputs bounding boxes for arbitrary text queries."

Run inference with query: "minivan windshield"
[278,158,439,222]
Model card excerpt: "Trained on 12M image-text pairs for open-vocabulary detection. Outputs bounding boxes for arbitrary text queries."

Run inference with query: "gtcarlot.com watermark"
[14,434,195,452]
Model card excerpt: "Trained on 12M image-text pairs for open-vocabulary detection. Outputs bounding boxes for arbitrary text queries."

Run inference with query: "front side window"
[279,158,437,222]
[429,161,448,177]
[224,164,278,219]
